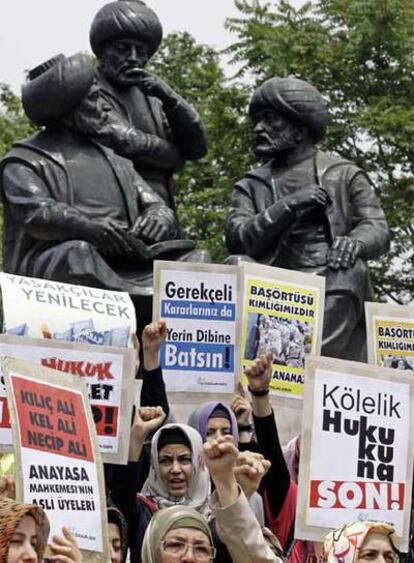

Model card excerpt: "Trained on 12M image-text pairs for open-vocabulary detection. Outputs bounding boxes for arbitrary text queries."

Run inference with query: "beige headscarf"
[323,521,398,562]
[141,505,213,563]
[0,498,49,561]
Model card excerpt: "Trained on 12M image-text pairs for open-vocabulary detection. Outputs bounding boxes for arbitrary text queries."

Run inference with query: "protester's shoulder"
[136,494,158,517]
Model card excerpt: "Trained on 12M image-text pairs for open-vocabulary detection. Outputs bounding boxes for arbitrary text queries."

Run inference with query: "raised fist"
[142,320,168,371]
[230,395,252,426]
[133,406,166,438]
[234,450,270,498]
[244,352,273,393]
[203,435,238,482]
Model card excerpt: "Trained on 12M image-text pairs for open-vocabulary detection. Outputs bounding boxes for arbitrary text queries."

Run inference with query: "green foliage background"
[0,0,413,302]
[225,0,414,302]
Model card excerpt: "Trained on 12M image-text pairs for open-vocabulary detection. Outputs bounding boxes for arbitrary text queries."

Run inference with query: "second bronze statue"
[225,77,390,361]
[89,0,208,209]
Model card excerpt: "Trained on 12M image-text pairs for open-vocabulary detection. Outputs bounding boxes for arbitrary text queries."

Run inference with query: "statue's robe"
[225,150,390,361]
[97,70,208,208]
[0,127,181,297]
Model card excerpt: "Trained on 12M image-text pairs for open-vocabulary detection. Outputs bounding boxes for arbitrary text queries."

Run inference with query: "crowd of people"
[246,314,312,369]
[0,320,404,562]
[380,355,414,371]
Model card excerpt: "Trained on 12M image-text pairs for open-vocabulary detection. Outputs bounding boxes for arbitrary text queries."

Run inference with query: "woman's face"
[7,515,38,563]
[205,417,232,442]
[108,523,122,563]
[158,444,192,498]
[160,527,214,563]
[357,532,397,562]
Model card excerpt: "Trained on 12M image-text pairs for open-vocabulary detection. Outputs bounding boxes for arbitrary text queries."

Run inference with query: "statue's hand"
[327,236,364,270]
[284,186,330,212]
[94,117,135,145]
[134,69,178,105]
[131,208,175,244]
[83,218,134,260]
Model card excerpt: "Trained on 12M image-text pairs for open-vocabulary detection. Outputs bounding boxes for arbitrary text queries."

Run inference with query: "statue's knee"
[181,249,212,264]
[224,254,256,266]
[195,249,212,263]
[67,240,96,261]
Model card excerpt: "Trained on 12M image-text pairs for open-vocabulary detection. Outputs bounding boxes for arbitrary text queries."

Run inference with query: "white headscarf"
[141,423,211,515]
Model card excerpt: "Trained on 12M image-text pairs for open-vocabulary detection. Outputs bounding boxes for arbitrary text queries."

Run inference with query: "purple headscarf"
[187,402,239,444]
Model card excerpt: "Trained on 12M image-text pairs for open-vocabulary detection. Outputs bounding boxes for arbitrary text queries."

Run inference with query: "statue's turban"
[249,77,328,142]
[22,54,96,126]
[90,0,163,57]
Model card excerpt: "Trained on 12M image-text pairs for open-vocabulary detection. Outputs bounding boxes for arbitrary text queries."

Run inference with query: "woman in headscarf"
[187,402,239,444]
[322,521,399,562]
[127,423,210,563]
[188,399,265,530]
[141,505,215,563]
[0,498,49,562]
[108,503,129,563]
[0,497,82,562]
[140,424,210,512]
[204,435,284,563]
[244,354,316,562]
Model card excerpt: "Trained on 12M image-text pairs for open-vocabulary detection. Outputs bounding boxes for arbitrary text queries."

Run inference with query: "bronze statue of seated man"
[225,77,390,361]
[0,53,209,303]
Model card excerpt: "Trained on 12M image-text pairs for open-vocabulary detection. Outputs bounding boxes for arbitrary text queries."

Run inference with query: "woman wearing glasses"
[141,435,283,563]
[141,505,216,563]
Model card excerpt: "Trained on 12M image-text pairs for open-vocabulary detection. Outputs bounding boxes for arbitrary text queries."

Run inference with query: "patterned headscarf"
[141,423,210,514]
[141,505,213,563]
[323,521,398,562]
[0,498,49,561]
[187,401,239,444]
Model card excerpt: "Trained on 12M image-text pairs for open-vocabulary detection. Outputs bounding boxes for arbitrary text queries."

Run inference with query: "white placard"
[153,261,240,393]
[3,357,109,561]
[296,356,414,552]
[240,262,325,398]
[366,301,414,371]
[0,336,135,463]
[0,273,136,347]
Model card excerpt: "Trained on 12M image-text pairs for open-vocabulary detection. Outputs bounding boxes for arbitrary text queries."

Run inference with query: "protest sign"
[240,263,325,398]
[3,356,109,561]
[0,336,135,463]
[0,273,136,347]
[153,261,240,393]
[296,356,414,551]
[366,302,414,372]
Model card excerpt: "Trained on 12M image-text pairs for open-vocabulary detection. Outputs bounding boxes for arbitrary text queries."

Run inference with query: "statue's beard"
[254,130,299,159]
[65,112,108,139]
